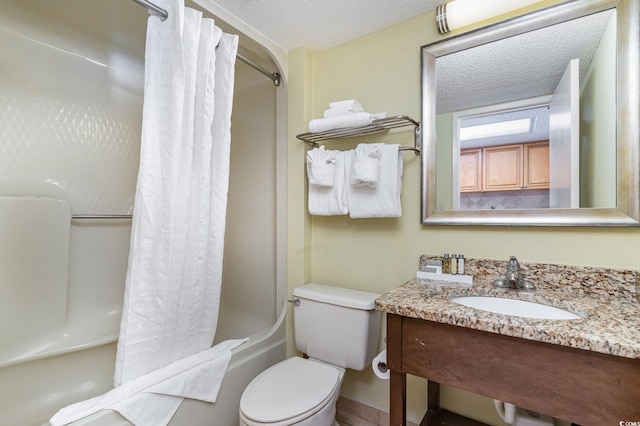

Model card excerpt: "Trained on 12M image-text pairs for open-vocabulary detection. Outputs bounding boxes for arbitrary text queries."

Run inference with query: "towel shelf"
[296,115,421,156]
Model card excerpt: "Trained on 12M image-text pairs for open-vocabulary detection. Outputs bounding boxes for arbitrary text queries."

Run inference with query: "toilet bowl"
[239,357,345,426]
[239,284,381,426]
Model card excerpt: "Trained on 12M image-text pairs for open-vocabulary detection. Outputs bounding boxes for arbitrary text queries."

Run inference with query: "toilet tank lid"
[293,284,380,310]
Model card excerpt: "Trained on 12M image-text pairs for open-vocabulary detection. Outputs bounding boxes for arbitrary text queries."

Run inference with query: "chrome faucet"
[493,256,535,290]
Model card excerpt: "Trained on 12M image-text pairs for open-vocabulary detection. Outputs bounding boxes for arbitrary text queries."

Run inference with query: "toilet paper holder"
[372,350,390,380]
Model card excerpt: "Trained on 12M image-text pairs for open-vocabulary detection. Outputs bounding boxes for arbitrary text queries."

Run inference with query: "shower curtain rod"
[130,0,281,86]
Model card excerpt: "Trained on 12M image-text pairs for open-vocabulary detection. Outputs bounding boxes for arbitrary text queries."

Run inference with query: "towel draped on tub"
[50,338,247,426]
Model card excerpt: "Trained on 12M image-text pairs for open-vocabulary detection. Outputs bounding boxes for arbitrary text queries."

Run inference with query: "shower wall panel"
[0,2,143,423]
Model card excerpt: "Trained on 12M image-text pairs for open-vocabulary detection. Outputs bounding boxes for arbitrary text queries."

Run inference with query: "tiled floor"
[336,397,489,426]
[336,396,415,426]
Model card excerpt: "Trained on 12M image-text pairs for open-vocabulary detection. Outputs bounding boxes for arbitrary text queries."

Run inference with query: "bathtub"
[0,0,286,425]
[0,299,285,426]
[65,307,287,426]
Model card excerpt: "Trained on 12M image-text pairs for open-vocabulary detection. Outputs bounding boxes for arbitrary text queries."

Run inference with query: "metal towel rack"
[296,115,421,156]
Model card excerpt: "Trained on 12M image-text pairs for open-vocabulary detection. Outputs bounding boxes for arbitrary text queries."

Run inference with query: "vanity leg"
[421,381,441,425]
[387,314,406,426]
[390,370,407,426]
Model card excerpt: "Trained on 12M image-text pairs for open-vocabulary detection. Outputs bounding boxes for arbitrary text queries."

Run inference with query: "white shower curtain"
[50,1,242,425]
[113,0,239,387]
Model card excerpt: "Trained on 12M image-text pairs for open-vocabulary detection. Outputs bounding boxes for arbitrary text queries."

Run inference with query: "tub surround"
[376,256,640,425]
[376,256,640,358]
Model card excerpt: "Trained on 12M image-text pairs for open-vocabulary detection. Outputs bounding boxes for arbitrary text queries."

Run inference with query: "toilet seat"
[240,357,341,424]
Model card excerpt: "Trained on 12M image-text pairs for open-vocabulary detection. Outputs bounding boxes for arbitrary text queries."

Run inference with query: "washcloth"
[346,144,403,218]
[308,112,386,133]
[323,99,364,118]
[350,143,383,188]
[49,338,247,426]
[306,146,337,187]
[308,150,348,215]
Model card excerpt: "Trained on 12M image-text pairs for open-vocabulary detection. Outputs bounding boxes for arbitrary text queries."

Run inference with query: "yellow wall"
[287,7,640,425]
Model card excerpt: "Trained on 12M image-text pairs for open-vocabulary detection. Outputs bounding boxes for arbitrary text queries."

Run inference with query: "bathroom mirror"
[421,0,639,226]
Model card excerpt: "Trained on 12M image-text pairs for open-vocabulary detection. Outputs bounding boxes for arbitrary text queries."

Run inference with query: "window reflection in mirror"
[434,9,617,212]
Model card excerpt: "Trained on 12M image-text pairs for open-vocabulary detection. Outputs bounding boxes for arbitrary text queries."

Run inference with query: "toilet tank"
[292,283,381,371]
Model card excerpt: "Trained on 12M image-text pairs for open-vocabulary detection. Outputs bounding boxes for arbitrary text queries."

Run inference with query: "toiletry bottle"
[443,254,450,274]
[450,254,457,275]
[458,254,465,275]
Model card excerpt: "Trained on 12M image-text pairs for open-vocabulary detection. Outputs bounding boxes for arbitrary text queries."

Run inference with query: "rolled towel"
[328,99,363,110]
[323,107,359,118]
[308,112,386,133]
[323,99,364,118]
[306,147,337,187]
[350,143,383,188]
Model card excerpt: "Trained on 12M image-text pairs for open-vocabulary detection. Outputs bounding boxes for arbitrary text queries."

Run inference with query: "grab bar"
[72,214,133,220]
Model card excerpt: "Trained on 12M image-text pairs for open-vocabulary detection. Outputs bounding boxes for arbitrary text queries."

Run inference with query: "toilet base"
[240,396,338,426]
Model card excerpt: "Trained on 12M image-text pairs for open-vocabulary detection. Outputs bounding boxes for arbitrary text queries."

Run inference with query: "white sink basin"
[450,296,582,320]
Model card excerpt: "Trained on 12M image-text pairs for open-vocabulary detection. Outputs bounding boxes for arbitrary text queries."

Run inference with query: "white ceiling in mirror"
[436,9,615,114]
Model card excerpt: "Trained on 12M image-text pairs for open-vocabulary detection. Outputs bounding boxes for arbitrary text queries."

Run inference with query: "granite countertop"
[375,257,640,359]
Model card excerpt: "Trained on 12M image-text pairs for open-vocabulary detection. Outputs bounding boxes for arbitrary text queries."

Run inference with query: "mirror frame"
[421,0,639,226]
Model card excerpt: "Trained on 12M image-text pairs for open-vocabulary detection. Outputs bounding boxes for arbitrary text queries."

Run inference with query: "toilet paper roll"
[371,350,389,380]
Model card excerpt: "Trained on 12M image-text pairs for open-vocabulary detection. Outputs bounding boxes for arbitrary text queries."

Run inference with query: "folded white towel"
[306,147,337,187]
[323,99,364,118]
[329,99,363,110]
[308,112,386,133]
[346,144,403,218]
[350,143,383,188]
[308,150,348,216]
[49,338,247,426]
[323,107,361,118]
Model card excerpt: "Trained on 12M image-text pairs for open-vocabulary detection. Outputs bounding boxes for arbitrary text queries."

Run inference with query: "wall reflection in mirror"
[436,9,616,212]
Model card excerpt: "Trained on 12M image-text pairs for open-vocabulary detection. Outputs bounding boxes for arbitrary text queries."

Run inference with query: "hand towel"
[306,146,337,187]
[49,338,247,426]
[308,112,386,133]
[323,99,364,118]
[346,144,403,218]
[350,143,383,188]
[308,150,348,215]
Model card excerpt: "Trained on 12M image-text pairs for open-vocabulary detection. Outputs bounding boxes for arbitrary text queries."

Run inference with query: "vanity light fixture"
[436,0,546,34]
[460,117,532,141]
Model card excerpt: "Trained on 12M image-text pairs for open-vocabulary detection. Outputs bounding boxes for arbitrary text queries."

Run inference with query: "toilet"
[239,283,381,426]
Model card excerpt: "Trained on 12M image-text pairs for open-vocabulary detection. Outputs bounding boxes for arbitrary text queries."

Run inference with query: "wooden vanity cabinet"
[460,141,549,192]
[387,314,640,426]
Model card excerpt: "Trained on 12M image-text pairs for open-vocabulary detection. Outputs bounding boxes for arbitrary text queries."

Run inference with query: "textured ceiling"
[205,0,443,51]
